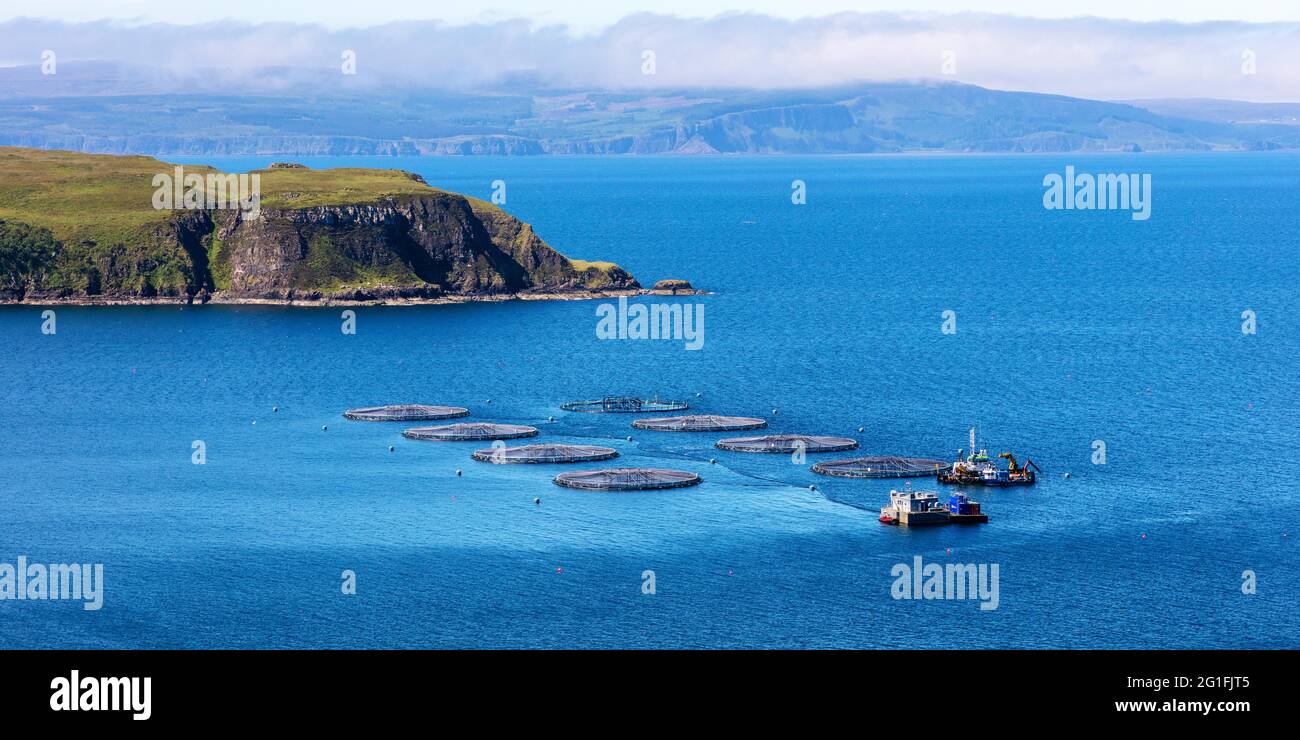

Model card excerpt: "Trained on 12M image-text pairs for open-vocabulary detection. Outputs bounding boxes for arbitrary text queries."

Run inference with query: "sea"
[2,153,1297,648]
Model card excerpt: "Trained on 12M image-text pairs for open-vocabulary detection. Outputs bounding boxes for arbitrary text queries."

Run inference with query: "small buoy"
[251,420,256,425]
[456,469,462,477]
[272,406,278,412]
[534,498,541,505]
[486,399,492,404]
[627,435,633,442]
[321,425,328,431]
[1141,533,1147,540]
[388,445,395,452]
[727,569,733,576]
[1063,472,1071,478]
[696,392,702,397]
[547,416,554,422]
[555,567,563,574]
[709,458,716,464]
[946,548,951,556]
[771,408,778,415]
[808,484,817,491]
[857,427,864,433]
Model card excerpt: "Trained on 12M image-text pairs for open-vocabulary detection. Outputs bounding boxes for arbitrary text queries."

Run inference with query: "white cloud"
[1,12,1296,101]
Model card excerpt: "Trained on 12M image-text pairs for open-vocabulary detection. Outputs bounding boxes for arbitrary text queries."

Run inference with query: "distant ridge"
[1,63,1297,155]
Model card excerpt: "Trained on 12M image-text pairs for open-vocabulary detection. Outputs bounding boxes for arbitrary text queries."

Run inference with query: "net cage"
[715,434,859,454]
[402,423,539,441]
[560,396,689,413]
[471,443,620,464]
[811,456,948,479]
[632,414,767,432]
[343,404,469,422]
[552,468,703,491]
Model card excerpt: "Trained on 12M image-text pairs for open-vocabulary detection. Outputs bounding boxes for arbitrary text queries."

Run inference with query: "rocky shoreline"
[0,288,638,308]
[0,283,705,307]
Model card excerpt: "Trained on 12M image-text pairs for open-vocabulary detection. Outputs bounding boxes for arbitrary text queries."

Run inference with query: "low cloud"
[1,12,1296,101]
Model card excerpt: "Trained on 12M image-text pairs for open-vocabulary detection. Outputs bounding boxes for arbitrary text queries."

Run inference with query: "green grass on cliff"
[0,148,208,247]
[0,148,439,244]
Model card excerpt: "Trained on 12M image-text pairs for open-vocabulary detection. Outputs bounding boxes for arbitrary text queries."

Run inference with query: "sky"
[5,1,1299,28]
[1,6,1297,101]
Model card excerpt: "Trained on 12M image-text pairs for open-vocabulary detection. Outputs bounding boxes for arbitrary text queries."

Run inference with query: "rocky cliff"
[0,148,637,304]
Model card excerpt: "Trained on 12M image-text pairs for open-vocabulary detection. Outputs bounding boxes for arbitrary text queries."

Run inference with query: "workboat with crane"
[937,428,1039,487]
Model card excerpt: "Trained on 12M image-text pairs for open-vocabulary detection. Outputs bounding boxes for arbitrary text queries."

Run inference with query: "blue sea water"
[2,153,1298,648]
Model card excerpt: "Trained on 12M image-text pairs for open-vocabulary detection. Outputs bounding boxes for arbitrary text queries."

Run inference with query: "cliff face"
[0,147,634,303]
[208,195,618,301]
[206,194,633,301]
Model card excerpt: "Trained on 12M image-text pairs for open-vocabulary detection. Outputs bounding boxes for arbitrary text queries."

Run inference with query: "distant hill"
[1122,98,1300,126]
[0,63,1296,155]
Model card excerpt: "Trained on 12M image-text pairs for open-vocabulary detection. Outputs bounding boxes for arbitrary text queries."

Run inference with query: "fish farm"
[560,396,689,413]
[715,434,859,453]
[402,423,540,442]
[343,404,469,422]
[552,468,703,491]
[471,443,620,464]
[811,456,948,479]
[632,414,768,432]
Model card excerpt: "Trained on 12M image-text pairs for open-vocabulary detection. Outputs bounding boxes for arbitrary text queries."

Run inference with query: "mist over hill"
[1,63,1296,155]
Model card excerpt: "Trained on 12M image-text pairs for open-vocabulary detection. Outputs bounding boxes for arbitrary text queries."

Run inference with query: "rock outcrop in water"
[0,148,638,304]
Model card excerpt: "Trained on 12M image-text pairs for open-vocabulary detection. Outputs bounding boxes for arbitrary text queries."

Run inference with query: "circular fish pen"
[552,468,702,491]
[715,434,859,454]
[560,396,689,413]
[811,456,948,479]
[631,414,767,432]
[402,423,539,442]
[343,404,468,422]
[471,443,619,464]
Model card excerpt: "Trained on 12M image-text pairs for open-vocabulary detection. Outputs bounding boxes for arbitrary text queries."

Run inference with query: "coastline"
[0,287,708,308]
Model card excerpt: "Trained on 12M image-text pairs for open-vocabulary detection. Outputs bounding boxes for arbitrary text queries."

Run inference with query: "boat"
[879,485,951,526]
[937,428,1038,487]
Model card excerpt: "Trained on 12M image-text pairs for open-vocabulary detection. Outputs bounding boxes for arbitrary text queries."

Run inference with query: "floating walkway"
[715,434,858,454]
[560,396,689,413]
[471,443,619,464]
[402,423,539,442]
[343,404,468,422]
[552,468,702,491]
[811,455,947,479]
[632,414,767,432]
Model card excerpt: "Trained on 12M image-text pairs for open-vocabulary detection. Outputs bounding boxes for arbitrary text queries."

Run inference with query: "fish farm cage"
[715,434,859,454]
[559,396,689,413]
[631,414,767,432]
[811,456,949,479]
[402,423,539,442]
[552,468,703,491]
[343,404,469,422]
[471,443,620,464]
